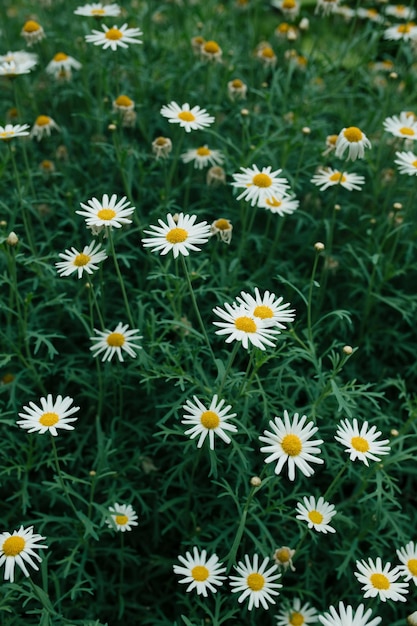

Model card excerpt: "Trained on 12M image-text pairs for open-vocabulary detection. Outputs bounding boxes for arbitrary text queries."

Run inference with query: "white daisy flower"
[295,495,336,533]
[181,394,237,450]
[354,557,409,602]
[181,145,224,169]
[90,323,142,362]
[356,8,383,23]
[85,23,143,51]
[385,5,416,20]
[394,150,417,175]
[276,598,318,626]
[315,0,340,16]
[231,164,290,207]
[229,554,282,610]
[334,418,390,466]
[30,115,60,141]
[173,547,226,596]
[396,541,417,585]
[46,52,81,79]
[142,212,211,258]
[74,2,121,17]
[0,59,37,76]
[335,127,372,161]
[259,194,299,216]
[0,50,38,65]
[212,303,280,351]
[311,167,365,191]
[384,23,417,41]
[17,394,80,437]
[160,101,215,132]
[259,411,324,481]
[21,20,45,46]
[210,218,233,244]
[106,503,138,532]
[76,193,135,231]
[235,288,295,329]
[318,601,382,626]
[0,123,30,140]
[383,112,417,140]
[55,241,108,279]
[271,0,301,20]
[273,546,295,571]
[0,526,47,583]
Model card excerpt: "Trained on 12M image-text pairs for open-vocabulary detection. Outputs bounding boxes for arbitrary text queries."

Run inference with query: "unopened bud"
[343,345,353,355]
[250,476,262,487]
[6,231,18,246]
[314,242,325,251]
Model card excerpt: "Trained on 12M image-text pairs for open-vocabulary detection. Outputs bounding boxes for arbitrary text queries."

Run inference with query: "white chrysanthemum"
[276,597,318,626]
[271,0,301,20]
[315,0,340,16]
[383,112,417,140]
[181,145,224,169]
[0,59,37,76]
[295,495,336,533]
[160,101,215,132]
[335,127,372,161]
[106,503,138,532]
[311,167,365,191]
[46,52,81,79]
[235,288,295,329]
[85,23,143,50]
[259,411,324,480]
[30,115,60,141]
[212,303,280,351]
[74,2,121,16]
[354,557,409,602]
[334,418,390,466]
[142,212,211,258]
[76,193,135,230]
[259,194,299,216]
[55,241,108,278]
[182,394,237,449]
[318,601,382,626]
[17,394,80,436]
[0,123,30,140]
[384,23,417,41]
[231,164,290,207]
[385,5,416,20]
[0,526,47,583]
[396,541,417,585]
[229,554,282,610]
[90,323,142,362]
[173,547,226,596]
[0,50,38,65]
[394,150,417,175]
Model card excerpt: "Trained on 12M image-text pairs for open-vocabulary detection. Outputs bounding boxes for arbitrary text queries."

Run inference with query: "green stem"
[217,340,240,397]
[51,437,79,518]
[108,230,135,328]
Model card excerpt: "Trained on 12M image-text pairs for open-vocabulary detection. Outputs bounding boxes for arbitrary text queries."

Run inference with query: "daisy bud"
[6,231,18,246]
[108,123,117,131]
[299,17,310,30]
[342,345,353,354]
[390,429,399,437]
[408,612,417,626]
[250,476,262,487]
[302,126,311,135]
[314,242,325,251]
[393,202,403,210]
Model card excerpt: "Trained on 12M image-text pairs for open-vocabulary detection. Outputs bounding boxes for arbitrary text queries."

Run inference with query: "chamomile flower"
[396,541,417,585]
[384,23,417,41]
[90,323,142,362]
[152,136,172,159]
[354,557,409,602]
[46,52,81,79]
[200,40,223,62]
[260,194,299,216]
[311,167,365,191]
[235,288,295,329]
[385,5,416,20]
[315,0,340,16]
[356,8,383,23]
[334,418,390,465]
[0,526,47,583]
[335,127,372,161]
[0,123,30,140]
[318,602,382,626]
[0,59,37,77]
[76,194,135,231]
[394,151,417,175]
[160,101,215,132]
[227,78,248,100]
[271,0,301,20]
[181,145,224,169]
[30,115,60,141]
[17,394,80,436]
[259,411,324,481]
[55,241,108,279]
[383,112,417,140]
[276,598,318,626]
[229,554,282,610]
[21,20,45,46]
[173,547,226,596]
[212,303,281,350]
[106,503,138,532]
[210,218,233,244]
[74,2,121,16]
[295,495,337,533]
[85,23,143,51]
[231,164,290,206]
[181,394,237,450]
[273,546,296,571]
[142,212,211,258]
[0,50,38,65]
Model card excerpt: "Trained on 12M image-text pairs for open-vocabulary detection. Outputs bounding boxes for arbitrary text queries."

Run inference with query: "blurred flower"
[152,136,172,159]
[17,394,80,436]
[206,165,226,186]
[385,5,416,20]
[181,145,224,169]
[200,39,222,62]
[212,302,280,350]
[46,52,81,80]
[173,547,226,596]
[210,218,233,244]
[76,193,135,231]
[383,112,417,139]
[315,0,340,16]
[318,602,382,626]
[160,101,215,132]
[21,20,45,46]
[106,503,138,532]
[85,23,143,50]
[112,94,135,113]
[235,288,295,329]
[354,557,409,602]
[256,42,277,66]
[0,123,30,140]
[295,495,336,533]
[273,546,295,572]
[335,126,371,161]
[271,0,300,20]
[191,35,205,54]
[396,542,417,585]
[182,394,237,449]
[229,554,282,610]
[74,2,121,16]
[334,418,390,465]
[260,194,299,215]
[311,167,365,191]
[227,78,248,100]
[6,232,19,246]
[0,526,47,583]
[276,598,318,625]
[231,164,290,206]
[0,59,37,77]
[384,23,417,41]
[394,150,417,174]
[142,212,211,258]
[30,115,60,141]
[275,23,298,40]
[0,50,38,65]
[322,134,338,155]
[55,241,108,278]
[90,323,142,362]
[39,159,56,176]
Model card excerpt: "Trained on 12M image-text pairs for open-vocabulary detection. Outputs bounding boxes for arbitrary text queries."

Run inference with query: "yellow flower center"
[106,332,125,347]
[308,510,324,524]
[155,136,168,146]
[105,27,123,40]
[399,127,415,136]
[203,40,220,54]
[53,52,69,62]
[39,412,59,427]
[2,536,25,557]
[412,160,417,168]
[261,47,275,58]
[408,559,417,576]
[329,172,347,183]
[115,95,133,107]
[370,573,390,589]
[191,565,209,581]
[166,227,188,244]
[234,316,257,333]
[115,514,128,525]
[178,111,196,122]
[266,197,282,207]
[397,23,414,33]
[351,436,370,452]
[200,410,220,429]
[283,0,296,8]
[278,23,290,32]
[23,20,41,33]
[97,208,116,220]
[91,8,106,14]
[214,219,231,230]
[343,127,363,142]
[0,131,13,139]
[252,173,272,187]
[196,146,211,156]
[247,572,265,591]
[281,433,302,456]
[290,613,305,626]
[36,115,51,127]
[253,305,273,319]
[275,547,291,563]
[232,79,244,88]
[74,253,91,267]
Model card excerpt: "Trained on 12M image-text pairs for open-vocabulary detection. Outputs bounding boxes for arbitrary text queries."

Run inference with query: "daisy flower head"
[0,59,37,77]
[356,8,383,23]
[106,503,138,532]
[311,167,365,191]
[212,302,280,351]
[76,193,135,231]
[276,597,318,626]
[273,546,295,571]
[394,150,417,175]
[0,123,30,141]
[181,394,237,450]
[235,287,295,329]
[334,418,390,466]
[90,323,142,362]
[181,145,224,169]
[384,22,417,41]
[229,554,282,610]
[259,411,324,481]
[295,495,336,533]
[17,394,80,436]
[55,241,108,279]
[85,23,143,51]
[207,165,226,186]
[0,526,47,583]
[173,547,226,596]
[231,165,290,207]
[160,101,215,132]
[227,78,248,100]
[355,557,409,602]
[142,212,211,258]
[396,541,417,585]
[30,115,60,141]
[260,194,299,216]
[46,52,82,80]
[315,0,340,16]
[335,127,372,161]
[210,218,233,244]
[0,50,38,65]
[383,112,417,140]
[152,136,172,159]
[74,2,121,17]
[200,40,223,62]
[385,5,416,21]
[318,602,382,626]
[271,0,301,20]
[21,20,45,46]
